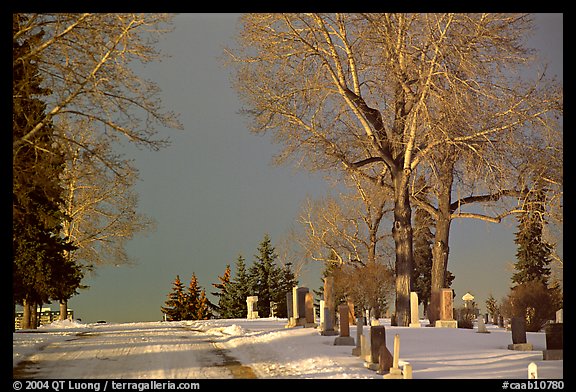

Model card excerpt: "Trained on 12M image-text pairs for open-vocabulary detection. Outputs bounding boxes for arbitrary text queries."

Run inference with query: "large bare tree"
[226,13,561,325]
[12,13,182,165]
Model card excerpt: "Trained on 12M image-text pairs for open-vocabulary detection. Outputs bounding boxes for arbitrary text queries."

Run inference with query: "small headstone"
[508,317,533,351]
[334,304,355,346]
[476,315,490,333]
[555,309,563,323]
[528,362,538,379]
[543,323,563,360]
[409,292,421,328]
[246,296,259,319]
[498,315,504,328]
[403,363,413,379]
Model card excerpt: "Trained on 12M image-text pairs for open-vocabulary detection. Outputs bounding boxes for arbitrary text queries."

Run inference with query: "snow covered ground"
[13,317,563,380]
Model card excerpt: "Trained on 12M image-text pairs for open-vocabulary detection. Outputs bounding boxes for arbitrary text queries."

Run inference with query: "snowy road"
[13,323,256,379]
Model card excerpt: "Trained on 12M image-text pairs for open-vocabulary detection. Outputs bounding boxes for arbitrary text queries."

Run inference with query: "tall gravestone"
[435,288,457,328]
[352,316,364,356]
[334,304,355,345]
[409,292,421,328]
[508,317,533,351]
[321,277,338,336]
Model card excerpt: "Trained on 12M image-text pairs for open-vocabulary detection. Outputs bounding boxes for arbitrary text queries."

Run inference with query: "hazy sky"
[68,13,562,323]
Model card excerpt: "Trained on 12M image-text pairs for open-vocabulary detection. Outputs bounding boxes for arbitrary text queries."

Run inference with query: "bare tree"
[226,13,561,325]
[295,174,393,268]
[12,13,182,164]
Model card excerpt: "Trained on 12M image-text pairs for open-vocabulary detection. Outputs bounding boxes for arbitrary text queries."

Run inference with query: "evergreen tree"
[184,273,202,320]
[512,187,553,287]
[248,234,278,317]
[13,14,79,328]
[274,262,298,318]
[211,265,236,318]
[227,255,251,318]
[161,275,187,321]
[412,200,434,316]
[195,289,213,320]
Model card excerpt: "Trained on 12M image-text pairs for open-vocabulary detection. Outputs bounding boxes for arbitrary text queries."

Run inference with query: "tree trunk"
[59,299,68,321]
[392,171,413,327]
[21,299,31,330]
[429,153,455,325]
[30,302,38,329]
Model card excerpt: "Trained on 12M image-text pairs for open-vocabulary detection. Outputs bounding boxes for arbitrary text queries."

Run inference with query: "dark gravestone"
[545,323,563,350]
[370,326,386,364]
[286,291,293,319]
[543,323,563,360]
[296,287,309,319]
[508,317,533,351]
[511,317,527,344]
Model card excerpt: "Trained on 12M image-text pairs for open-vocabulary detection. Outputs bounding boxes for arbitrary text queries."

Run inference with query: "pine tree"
[227,255,250,318]
[161,275,187,321]
[211,265,235,318]
[249,234,292,317]
[412,202,434,316]
[274,262,298,318]
[512,187,553,287]
[196,289,213,320]
[184,273,202,320]
[13,14,79,328]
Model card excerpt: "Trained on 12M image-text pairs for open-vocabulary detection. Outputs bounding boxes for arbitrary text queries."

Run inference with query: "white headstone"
[556,309,563,323]
[528,362,538,379]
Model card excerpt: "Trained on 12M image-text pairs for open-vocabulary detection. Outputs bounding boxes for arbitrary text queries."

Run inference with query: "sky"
[66,13,563,323]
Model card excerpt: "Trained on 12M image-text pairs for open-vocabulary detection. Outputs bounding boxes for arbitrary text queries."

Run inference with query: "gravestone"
[304,292,316,327]
[476,315,490,333]
[319,300,325,331]
[508,317,533,351]
[498,315,504,328]
[528,362,538,379]
[555,309,563,323]
[543,323,563,360]
[352,316,364,356]
[321,277,338,336]
[409,292,421,328]
[435,288,457,328]
[286,291,293,319]
[246,296,259,319]
[383,334,403,379]
[334,304,355,346]
[360,334,371,366]
[364,325,386,370]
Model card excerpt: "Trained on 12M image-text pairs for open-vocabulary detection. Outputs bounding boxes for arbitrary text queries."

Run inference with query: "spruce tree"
[248,234,277,317]
[227,255,250,318]
[161,275,187,321]
[211,265,235,318]
[13,14,78,328]
[195,289,213,320]
[512,187,553,287]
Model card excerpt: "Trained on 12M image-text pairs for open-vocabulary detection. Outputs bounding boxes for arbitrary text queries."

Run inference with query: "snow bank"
[39,319,89,329]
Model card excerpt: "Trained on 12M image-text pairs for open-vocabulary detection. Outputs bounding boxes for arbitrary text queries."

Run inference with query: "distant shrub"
[455,306,476,329]
[501,280,561,332]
